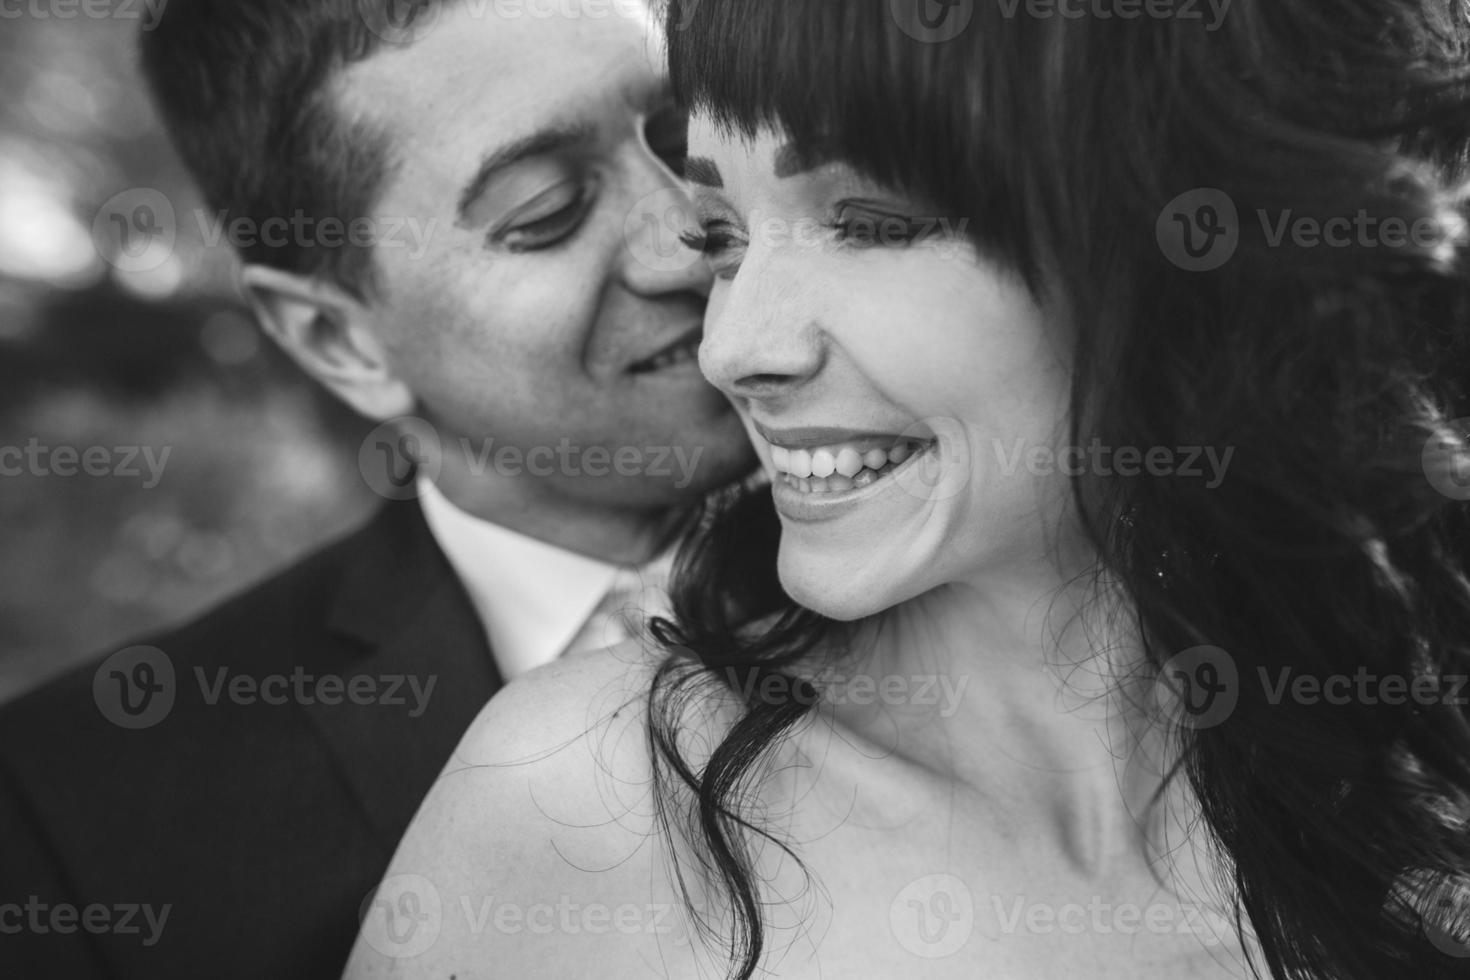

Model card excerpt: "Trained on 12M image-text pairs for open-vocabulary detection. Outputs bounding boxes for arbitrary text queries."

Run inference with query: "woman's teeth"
[767,439,930,494]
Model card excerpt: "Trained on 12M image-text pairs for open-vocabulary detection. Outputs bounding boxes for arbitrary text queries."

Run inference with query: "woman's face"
[685,120,1079,620]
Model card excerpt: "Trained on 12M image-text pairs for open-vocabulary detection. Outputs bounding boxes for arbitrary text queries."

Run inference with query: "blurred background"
[0,11,378,703]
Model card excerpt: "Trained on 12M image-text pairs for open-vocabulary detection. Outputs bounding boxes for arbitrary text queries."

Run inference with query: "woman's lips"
[752,420,938,498]
[764,440,939,524]
[750,421,936,449]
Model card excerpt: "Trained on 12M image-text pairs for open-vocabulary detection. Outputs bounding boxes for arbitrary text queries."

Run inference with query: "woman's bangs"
[665,0,1041,278]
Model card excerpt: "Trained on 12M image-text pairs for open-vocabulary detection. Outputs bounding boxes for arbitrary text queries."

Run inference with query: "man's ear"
[239,264,415,421]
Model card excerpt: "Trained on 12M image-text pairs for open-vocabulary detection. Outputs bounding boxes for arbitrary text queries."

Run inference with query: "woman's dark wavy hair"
[646,1,1470,978]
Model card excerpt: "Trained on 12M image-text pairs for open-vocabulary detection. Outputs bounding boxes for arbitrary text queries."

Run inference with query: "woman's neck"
[814,566,1188,881]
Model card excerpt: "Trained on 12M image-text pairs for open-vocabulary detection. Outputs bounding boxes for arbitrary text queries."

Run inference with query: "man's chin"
[528,432,752,506]
[630,438,759,504]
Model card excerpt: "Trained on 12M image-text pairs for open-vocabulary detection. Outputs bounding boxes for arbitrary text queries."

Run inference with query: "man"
[0,0,750,975]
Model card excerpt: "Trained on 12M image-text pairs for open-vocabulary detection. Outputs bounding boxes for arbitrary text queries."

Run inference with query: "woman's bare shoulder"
[341,639,730,978]
[453,638,663,770]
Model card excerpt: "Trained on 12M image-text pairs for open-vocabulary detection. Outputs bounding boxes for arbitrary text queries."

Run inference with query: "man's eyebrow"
[684,157,723,188]
[456,120,596,224]
[773,142,838,179]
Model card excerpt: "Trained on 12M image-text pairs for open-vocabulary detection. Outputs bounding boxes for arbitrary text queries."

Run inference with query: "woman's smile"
[753,419,939,512]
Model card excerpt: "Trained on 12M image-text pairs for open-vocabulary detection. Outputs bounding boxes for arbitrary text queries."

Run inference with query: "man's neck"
[427,462,685,565]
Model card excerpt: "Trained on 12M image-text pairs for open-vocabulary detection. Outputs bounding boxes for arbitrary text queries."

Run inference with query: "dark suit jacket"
[0,499,502,978]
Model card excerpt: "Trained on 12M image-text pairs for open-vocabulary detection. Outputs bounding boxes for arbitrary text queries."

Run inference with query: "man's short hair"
[139,0,447,299]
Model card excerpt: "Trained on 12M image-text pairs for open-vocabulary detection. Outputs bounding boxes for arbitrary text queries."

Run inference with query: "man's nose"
[699,255,826,402]
[618,179,713,299]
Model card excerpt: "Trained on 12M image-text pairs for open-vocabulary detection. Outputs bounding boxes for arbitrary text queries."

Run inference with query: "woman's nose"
[698,260,826,402]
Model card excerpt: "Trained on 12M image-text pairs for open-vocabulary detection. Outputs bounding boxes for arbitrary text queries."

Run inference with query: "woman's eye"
[493,181,595,252]
[831,203,936,249]
[679,222,746,279]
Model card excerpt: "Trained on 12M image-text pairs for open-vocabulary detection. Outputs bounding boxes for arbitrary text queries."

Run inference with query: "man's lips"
[628,325,702,374]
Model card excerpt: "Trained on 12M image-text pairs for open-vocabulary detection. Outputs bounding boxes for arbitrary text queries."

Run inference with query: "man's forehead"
[334,2,660,137]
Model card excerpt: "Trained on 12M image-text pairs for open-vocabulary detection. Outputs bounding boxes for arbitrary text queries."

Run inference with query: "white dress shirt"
[417,476,672,682]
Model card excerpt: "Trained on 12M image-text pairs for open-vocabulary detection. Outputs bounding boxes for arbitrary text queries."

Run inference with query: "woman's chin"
[777,549,910,623]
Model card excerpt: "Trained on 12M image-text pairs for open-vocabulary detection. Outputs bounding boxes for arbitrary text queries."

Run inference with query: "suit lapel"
[305,500,502,849]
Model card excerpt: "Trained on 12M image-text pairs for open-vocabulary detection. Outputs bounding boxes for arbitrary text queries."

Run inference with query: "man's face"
[335,0,753,508]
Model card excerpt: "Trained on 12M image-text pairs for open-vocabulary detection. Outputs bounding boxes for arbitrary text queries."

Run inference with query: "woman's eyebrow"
[684,157,723,188]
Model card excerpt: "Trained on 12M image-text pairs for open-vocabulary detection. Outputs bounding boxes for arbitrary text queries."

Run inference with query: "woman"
[345,1,1470,977]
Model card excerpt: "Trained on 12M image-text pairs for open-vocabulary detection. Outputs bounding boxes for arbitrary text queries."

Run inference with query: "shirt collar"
[416,476,625,681]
